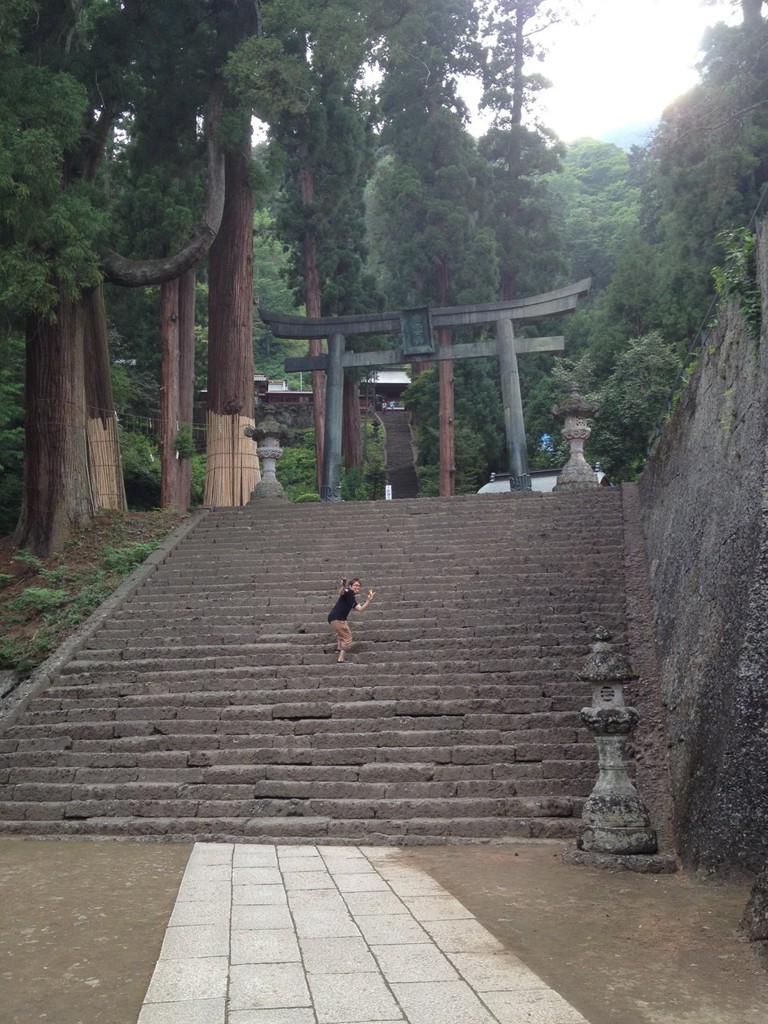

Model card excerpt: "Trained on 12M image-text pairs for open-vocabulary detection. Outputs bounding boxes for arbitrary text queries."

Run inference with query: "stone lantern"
[244,414,286,500]
[576,627,658,855]
[552,388,600,491]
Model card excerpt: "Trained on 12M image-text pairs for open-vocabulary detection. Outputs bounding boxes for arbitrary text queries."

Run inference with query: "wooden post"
[497,318,531,491]
[160,278,181,508]
[321,332,345,501]
[438,327,455,496]
[177,269,196,508]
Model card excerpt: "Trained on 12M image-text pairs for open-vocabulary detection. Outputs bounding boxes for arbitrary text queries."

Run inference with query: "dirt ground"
[0,837,765,1024]
[408,843,768,1024]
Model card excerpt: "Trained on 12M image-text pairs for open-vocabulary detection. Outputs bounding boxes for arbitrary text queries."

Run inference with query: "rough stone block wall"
[638,223,768,874]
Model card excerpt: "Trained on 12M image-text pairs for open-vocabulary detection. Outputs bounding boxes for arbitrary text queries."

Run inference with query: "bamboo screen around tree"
[86,414,127,510]
[203,411,260,506]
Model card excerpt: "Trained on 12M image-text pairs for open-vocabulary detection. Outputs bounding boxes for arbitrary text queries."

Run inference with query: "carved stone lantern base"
[563,847,678,874]
[251,476,285,500]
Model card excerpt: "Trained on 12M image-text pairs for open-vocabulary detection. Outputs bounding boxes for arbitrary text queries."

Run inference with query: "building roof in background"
[373,370,411,386]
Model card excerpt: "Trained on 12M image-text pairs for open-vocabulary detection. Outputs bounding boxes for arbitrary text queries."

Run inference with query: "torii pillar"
[323,332,345,501]
[497,318,530,490]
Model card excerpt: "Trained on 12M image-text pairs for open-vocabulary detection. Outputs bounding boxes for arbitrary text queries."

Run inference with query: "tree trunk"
[342,374,362,470]
[436,260,455,497]
[101,85,226,288]
[16,294,93,557]
[742,0,764,28]
[204,132,259,506]
[438,327,455,497]
[178,269,197,508]
[300,159,326,486]
[83,286,127,511]
[160,278,182,509]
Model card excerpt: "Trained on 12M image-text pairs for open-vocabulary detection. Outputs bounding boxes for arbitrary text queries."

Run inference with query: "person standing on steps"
[327,577,375,663]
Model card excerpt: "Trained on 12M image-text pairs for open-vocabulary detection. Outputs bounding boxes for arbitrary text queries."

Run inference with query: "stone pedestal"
[244,416,286,500]
[576,627,659,856]
[552,389,600,491]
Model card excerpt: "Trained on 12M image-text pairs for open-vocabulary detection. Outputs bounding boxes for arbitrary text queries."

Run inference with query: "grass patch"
[0,509,189,678]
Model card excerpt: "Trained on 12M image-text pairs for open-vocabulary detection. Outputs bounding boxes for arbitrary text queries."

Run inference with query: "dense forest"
[1,0,767,554]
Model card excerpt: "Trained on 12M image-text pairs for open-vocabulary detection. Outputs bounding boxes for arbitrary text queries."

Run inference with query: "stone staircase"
[0,490,630,844]
[382,408,419,498]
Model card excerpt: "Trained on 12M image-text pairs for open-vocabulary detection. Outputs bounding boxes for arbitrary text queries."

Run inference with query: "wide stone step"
[17,689,590,717]
[68,635,610,662]
[33,674,592,702]
[0,787,584,821]
[0,813,583,842]
[77,629,609,653]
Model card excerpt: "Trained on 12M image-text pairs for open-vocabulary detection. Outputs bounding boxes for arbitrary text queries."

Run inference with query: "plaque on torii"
[259,279,590,501]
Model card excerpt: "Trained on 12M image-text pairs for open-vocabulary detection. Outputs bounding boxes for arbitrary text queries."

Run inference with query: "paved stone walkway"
[138,843,587,1024]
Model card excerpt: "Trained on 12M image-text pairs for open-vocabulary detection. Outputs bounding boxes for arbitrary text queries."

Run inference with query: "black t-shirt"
[328,588,358,622]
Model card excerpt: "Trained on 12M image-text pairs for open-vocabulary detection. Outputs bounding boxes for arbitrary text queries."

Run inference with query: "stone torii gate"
[259,279,590,501]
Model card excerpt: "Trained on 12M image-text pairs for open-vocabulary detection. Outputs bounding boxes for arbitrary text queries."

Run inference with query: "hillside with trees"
[1,0,767,550]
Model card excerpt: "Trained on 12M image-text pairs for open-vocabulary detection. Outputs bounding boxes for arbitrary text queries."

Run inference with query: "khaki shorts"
[330,619,353,651]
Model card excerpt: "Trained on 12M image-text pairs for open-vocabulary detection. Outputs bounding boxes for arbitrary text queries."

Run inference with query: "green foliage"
[402,360,505,490]
[276,421,387,502]
[12,587,69,614]
[100,542,158,573]
[341,468,365,501]
[12,549,43,572]
[454,423,487,494]
[277,430,319,500]
[370,0,497,310]
[190,453,207,506]
[550,139,641,291]
[417,464,440,498]
[362,444,387,501]
[0,330,24,535]
[0,509,187,674]
[119,430,161,510]
[174,425,196,460]
[0,53,104,318]
[589,332,681,481]
[712,228,761,339]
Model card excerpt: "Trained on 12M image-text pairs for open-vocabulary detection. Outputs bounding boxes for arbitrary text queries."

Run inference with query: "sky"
[526,0,741,144]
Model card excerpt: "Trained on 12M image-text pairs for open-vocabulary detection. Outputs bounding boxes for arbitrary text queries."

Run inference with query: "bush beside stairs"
[0,490,629,845]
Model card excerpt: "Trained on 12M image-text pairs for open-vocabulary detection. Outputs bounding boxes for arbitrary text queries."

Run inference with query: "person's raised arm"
[357,588,376,612]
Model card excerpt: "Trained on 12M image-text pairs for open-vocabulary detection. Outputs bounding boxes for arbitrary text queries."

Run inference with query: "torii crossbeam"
[259,279,590,501]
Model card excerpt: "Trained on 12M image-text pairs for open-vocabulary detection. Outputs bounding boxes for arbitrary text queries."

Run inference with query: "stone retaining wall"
[639,222,768,874]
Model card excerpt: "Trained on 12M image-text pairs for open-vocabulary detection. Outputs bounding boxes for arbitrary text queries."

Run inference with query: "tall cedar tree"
[227,0,383,484]
[203,1,262,507]
[478,0,565,300]
[3,1,228,554]
[643,2,768,337]
[375,0,498,495]
[105,0,220,510]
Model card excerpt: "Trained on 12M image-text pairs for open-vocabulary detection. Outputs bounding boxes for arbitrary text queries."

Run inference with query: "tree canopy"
[2,0,768,544]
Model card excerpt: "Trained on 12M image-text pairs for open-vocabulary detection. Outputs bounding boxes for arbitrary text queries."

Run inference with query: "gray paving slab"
[307,971,402,1023]
[229,961,311,1011]
[138,997,226,1024]
[135,843,591,1024]
[230,928,301,965]
[390,979,497,1024]
[299,935,378,974]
